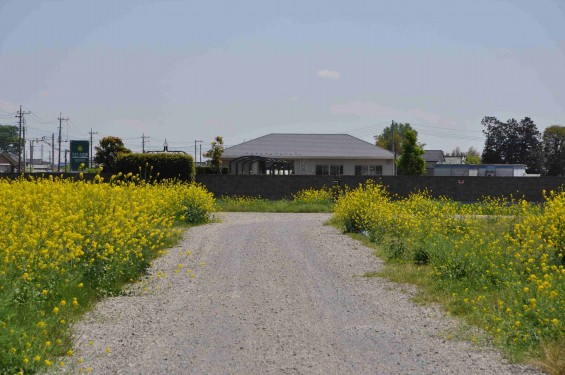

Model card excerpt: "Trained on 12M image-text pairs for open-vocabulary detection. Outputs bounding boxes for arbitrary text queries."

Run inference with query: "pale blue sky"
[1,0,564,157]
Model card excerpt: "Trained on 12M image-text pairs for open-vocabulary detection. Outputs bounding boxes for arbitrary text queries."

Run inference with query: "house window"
[355,165,383,176]
[316,164,343,176]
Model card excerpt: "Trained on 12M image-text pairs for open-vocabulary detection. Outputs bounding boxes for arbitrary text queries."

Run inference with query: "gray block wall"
[196,175,564,202]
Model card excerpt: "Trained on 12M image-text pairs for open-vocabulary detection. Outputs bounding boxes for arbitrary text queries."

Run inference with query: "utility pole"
[199,143,202,164]
[194,140,203,165]
[58,113,69,172]
[15,105,30,172]
[141,133,150,153]
[40,135,56,172]
[64,149,69,172]
[51,133,55,172]
[391,120,395,175]
[29,139,40,172]
[22,125,26,170]
[29,140,33,172]
[89,128,98,168]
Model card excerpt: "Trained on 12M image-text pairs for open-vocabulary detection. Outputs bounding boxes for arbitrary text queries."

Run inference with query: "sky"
[1,0,564,159]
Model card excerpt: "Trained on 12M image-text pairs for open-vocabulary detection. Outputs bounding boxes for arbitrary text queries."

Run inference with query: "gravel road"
[66,213,542,374]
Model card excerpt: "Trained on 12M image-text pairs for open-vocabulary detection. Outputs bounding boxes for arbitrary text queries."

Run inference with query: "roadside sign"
[70,140,89,171]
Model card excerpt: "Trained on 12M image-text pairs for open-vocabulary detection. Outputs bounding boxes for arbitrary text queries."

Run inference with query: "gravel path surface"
[66,213,542,374]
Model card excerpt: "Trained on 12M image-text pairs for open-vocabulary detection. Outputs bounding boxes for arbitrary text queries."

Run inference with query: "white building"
[222,133,395,176]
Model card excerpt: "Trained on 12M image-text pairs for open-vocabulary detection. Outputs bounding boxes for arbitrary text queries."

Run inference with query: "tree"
[375,122,420,154]
[203,136,224,173]
[447,146,464,157]
[465,147,481,164]
[94,136,131,173]
[397,129,426,175]
[0,125,20,155]
[481,116,543,173]
[542,125,565,176]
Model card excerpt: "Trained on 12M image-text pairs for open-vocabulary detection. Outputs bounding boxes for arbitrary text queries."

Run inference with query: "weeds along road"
[68,213,541,375]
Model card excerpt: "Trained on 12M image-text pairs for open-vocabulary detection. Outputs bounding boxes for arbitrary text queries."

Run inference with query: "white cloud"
[317,69,341,80]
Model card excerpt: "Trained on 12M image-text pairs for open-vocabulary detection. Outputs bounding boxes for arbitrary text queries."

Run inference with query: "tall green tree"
[203,136,224,173]
[94,136,131,173]
[542,125,565,176]
[375,121,419,154]
[481,116,543,173]
[0,125,19,155]
[397,129,426,175]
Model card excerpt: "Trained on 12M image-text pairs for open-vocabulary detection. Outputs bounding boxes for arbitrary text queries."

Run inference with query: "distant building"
[222,133,395,176]
[0,151,17,173]
[422,150,445,176]
[444,155,465,164]
[434,164,528,177]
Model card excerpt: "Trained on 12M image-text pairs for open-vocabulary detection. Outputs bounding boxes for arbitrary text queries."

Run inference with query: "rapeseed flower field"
[334,181,564,368]
[0,175,214,374]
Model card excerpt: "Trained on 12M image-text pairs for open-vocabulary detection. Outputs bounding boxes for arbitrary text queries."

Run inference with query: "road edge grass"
[326,217,559,375]
[215,198,334,213]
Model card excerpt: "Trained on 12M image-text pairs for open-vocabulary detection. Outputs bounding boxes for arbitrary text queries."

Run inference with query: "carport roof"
[223,134,394,159]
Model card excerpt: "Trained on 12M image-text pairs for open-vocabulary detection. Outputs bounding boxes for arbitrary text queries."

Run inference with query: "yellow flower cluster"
[0,175,214,373]
[334,182,563,355]
[292,187,333,204]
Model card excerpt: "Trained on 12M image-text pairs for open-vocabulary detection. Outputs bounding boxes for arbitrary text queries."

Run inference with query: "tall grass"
[216,187,335,213]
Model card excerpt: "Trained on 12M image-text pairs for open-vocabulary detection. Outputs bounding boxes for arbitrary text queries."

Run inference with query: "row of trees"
[374,118,564,176]
[481,117,564,175]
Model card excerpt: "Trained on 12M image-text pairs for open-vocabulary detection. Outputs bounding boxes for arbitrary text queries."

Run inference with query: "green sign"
[70,140,89,171]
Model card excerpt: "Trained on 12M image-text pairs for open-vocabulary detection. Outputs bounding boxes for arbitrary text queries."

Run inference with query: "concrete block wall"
[196,175,565,202]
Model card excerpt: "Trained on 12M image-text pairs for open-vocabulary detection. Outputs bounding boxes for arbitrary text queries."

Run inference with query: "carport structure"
[228,155,294,175]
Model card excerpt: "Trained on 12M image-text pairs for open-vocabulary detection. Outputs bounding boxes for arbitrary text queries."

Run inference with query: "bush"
[116,153,195,182]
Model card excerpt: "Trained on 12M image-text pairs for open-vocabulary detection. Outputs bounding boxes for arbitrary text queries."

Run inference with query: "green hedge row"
[116,153,195,181]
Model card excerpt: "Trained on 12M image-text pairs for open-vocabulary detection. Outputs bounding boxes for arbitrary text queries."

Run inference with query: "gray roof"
[0,151,18,164]
[223,134,394,159]
[422,150,445,163]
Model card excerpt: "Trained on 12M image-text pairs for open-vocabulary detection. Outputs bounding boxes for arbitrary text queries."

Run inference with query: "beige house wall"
[294,159,394,176]
[223,158,394,176]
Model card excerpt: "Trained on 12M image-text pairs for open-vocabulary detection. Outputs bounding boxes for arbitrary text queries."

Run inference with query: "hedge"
[116,153,195,181]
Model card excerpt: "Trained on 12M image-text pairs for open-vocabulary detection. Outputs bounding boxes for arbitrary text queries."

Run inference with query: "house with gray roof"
[0,151,17,173]
[222,134,395,175]
[422,150,445,176]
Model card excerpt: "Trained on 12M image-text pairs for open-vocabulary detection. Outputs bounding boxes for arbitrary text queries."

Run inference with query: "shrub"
[116,153,195,182]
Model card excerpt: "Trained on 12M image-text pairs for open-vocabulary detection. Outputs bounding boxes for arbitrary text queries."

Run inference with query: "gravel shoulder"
[65,213,542,374]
